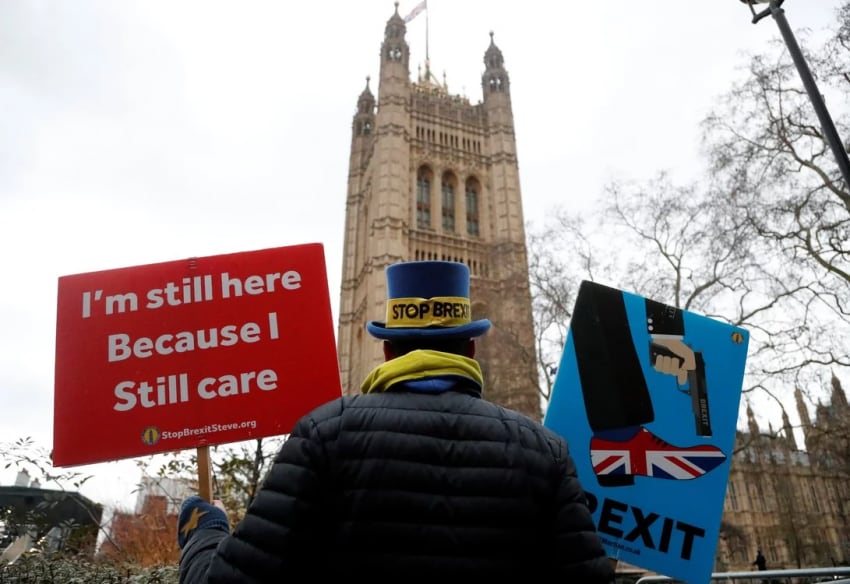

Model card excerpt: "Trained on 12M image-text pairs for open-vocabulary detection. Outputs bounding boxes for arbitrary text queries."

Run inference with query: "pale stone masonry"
[337,6,540,419]
[715,375,850,571]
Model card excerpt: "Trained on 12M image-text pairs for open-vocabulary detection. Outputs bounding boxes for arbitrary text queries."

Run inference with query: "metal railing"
[636,566,850,583]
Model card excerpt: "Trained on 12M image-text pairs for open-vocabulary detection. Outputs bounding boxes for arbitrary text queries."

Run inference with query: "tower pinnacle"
[482,31,509,101]
[747,403,760,436]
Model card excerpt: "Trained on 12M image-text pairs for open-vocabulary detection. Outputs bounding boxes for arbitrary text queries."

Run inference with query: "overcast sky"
[1,0,844,508]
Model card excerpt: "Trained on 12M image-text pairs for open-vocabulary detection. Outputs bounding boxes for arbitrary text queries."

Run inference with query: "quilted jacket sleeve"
[551,438,614,582]
[179,527,229,584]
[179,399,340,584]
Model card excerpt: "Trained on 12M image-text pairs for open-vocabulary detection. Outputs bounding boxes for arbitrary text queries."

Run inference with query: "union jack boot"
[590,427,726,487]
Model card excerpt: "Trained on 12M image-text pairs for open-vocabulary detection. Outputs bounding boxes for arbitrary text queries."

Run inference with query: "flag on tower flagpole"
[403,0,426,23]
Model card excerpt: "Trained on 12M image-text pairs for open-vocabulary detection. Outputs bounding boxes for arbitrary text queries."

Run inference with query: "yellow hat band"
[386,296,471,328]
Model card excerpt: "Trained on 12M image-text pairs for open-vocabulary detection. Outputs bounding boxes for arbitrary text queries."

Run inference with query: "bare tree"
[701,2,850,386]
[148,437,284,525]
[527,214,587,400]
[528,173,815,402]
[528,3,850,411]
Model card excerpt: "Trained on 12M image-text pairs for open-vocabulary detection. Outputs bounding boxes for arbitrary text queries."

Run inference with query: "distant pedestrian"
[752,548,767,571]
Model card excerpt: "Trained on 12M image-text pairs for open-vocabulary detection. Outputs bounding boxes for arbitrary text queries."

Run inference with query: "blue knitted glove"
[177,495,230,549]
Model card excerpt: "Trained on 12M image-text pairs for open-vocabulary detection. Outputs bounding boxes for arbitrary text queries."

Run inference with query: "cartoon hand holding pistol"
[650,338,696,384]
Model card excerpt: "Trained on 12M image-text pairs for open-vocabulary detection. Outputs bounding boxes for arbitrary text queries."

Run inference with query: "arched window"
[465,177,480,236]
[442,171,456,232]
[416,167,432,228]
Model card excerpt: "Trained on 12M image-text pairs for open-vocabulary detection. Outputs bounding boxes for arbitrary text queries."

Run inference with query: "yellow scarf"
[359,349,484,394]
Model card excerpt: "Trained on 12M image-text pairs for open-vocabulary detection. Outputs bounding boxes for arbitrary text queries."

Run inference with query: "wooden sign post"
[197,446,213,502]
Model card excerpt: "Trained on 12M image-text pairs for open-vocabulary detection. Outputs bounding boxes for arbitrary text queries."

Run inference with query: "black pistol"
[649,343,712,437]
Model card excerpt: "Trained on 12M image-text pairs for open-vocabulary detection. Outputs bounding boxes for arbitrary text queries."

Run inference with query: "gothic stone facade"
[715,374,850,571]
[337,7,540,418]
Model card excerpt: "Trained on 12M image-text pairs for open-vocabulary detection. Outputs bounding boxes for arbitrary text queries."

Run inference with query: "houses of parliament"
[336,5,850,574]
[716,375,850,571]
[336,4,539,419]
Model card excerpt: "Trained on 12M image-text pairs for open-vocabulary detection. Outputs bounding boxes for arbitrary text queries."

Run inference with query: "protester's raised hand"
[177,495,230,549]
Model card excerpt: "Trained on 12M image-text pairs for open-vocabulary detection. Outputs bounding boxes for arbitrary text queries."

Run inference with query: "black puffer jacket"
[180,385,612,582]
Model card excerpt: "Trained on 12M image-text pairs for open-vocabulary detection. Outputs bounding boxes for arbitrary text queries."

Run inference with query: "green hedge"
[0,554,178,583]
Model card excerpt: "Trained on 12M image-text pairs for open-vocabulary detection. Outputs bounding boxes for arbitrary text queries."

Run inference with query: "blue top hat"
[366,261,491,340]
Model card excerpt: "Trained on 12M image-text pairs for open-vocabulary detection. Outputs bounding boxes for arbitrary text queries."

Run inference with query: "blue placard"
[544,281,748,584]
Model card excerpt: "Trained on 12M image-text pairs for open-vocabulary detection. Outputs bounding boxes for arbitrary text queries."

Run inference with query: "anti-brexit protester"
[177,261,612,582]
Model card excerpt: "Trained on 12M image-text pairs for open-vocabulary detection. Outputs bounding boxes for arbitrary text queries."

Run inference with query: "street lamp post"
[740,0,850,190]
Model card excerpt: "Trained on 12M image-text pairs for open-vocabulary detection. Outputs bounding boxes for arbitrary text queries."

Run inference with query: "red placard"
[53,243,341,467]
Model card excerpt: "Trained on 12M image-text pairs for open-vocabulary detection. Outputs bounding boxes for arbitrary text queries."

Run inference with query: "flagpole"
[425,2,430,80]
[425,3,429,62]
